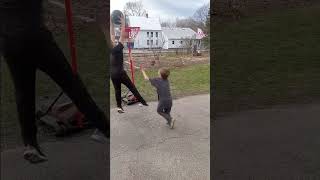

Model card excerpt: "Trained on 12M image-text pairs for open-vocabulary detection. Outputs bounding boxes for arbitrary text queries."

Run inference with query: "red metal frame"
[65,0,77,74]
[125,27,140,85]
[40,0,84,129]
[64,0,83,127]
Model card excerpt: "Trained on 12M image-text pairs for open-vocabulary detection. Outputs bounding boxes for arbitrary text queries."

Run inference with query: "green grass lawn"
[214,6,320,113]
[110,64,210,106]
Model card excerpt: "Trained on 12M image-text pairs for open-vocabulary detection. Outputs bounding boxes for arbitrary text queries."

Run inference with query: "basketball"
[111,10,123,25]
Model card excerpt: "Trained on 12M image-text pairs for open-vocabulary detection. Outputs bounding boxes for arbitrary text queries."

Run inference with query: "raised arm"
[141,66,149,81]
[119,15,126,44]
[110,18,116,45]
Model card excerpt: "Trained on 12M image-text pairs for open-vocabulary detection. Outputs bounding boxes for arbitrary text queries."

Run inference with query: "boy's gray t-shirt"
[149,78,172,101]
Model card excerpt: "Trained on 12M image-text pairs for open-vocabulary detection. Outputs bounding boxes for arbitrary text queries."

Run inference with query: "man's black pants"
[2,28,109,148]
[111,72,146,109]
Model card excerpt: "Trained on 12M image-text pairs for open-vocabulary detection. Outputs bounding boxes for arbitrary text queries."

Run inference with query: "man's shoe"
[141,101,148,106]
[170,119,176,129]
[117,108,125,113]
[91,129,107,144]
[23,145,48,164]
[166,119,171,126]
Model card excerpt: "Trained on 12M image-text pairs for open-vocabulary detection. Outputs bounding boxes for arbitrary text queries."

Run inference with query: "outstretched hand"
[140,64,149,80]
[119,15,127,43]
[110,18,116,46]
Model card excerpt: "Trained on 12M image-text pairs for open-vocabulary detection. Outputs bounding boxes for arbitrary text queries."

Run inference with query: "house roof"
[162,28,197,40]
[127,16,162,31]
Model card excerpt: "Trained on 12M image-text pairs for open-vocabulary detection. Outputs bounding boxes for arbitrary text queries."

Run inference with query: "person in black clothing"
[0,0,109,163]
[110,12,148,113]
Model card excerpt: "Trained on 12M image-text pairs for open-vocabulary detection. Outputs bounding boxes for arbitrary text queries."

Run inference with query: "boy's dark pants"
[2,27,109,148]
[111,72,146,108]
[157,99,172,123]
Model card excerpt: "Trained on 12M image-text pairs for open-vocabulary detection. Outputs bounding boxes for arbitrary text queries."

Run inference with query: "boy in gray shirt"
[141,67,175,128]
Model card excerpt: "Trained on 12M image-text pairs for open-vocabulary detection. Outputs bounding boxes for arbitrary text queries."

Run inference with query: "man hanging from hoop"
[110,10,148,113]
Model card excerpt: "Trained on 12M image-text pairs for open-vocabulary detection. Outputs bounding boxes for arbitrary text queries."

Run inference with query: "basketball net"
[125,27,140,42]
[125,27,140,84]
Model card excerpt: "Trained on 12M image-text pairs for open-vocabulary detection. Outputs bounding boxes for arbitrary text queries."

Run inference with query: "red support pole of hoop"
[129,46,135,84]
[126,27,140,85]
[41,0,83,127]
[64,0,84,127]
[65,0,77,74]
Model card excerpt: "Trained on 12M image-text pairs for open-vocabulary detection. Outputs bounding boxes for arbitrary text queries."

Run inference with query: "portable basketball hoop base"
[122,27,140,106]
[36,0,86,136]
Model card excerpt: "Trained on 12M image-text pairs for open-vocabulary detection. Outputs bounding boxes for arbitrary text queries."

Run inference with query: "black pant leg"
[3,42,38,147]
[120,73,146,104]
[35,29,109,136]
[111,76,122,108]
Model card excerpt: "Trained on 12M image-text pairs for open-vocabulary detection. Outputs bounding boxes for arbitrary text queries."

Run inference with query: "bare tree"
[167,3,208,32]
[183,38,194,54]
[160,19,176,28]
[148,32,167,66]
[193,3,210,25]
[123,0,148,16]
[179,34,197,55]
[176,17,204,32]
[160,21,171,27]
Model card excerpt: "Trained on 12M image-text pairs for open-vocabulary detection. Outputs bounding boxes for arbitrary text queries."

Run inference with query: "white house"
[127,15,163,49]
[162,27,202,50]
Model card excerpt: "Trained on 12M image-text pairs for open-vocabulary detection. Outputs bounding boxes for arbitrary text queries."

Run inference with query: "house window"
[151,40,153,45]
[147,32,149,38]
[151,32,153,37]
[172,41,175,45]
[156,40,158,45]
[147,40,150,45]
[156,32,158,38]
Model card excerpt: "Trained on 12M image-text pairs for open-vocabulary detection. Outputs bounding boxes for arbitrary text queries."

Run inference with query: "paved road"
[1,134,109,180]
[111,94,210,180]
[213,103,320,179]
[1,94,210,180]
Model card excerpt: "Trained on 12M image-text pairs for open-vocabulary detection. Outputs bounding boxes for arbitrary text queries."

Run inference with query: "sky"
[110,0,209,22]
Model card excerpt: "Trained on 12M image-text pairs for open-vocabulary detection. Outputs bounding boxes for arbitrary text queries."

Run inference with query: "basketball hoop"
[125,27,140,48]
[125,27,140,41]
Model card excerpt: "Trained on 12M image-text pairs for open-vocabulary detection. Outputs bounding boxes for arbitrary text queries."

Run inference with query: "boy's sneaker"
[23,145,48,164]
[170,119,176,129]
[166,119,171,126]
[91,129,107,144]
[117,108,125,113]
